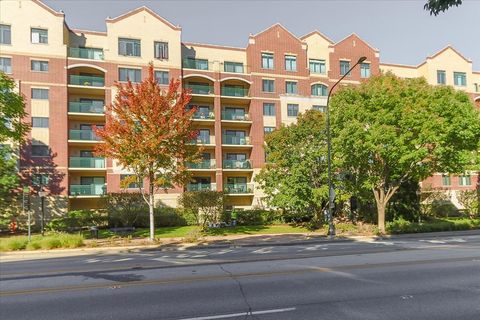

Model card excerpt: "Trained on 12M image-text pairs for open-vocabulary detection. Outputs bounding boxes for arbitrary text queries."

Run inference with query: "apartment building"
[0,0,478,216]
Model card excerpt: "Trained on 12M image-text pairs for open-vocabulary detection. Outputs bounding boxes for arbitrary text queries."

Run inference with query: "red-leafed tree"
[95,64,200,240]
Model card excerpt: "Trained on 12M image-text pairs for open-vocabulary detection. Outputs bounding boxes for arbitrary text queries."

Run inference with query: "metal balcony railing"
[224,183,254,194]
[186,183,213,192]
[187,159,216,169]
[221,110,250,121]
[70,184,106,196]
[68,101,104,114]
[221,87,248,97]
[69,157,105,168]
[223,159,251,169]
[69,75,105,87]
[69,130,101,141]
[222,135,250,145]
[185,83,213,95]
[68,47,104,60]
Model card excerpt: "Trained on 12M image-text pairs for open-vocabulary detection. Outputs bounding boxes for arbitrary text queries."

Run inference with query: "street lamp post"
[38,188,47,236]
[325,56,367,237]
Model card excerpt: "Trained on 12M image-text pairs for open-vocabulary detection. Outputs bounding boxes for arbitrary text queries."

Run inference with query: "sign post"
[22,187,31,242]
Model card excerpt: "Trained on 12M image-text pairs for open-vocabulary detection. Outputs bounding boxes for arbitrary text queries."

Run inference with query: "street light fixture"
[325,56,367,237]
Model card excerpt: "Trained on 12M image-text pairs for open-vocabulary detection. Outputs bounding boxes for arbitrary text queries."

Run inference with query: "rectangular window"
[340,61,350,76]
[118,38,141,57]
[0,57,12,73]
[437,70,446,85]
[442,175,451,186]
[0,25,11,44]
[453,72,467,86]
[31,28,48,44]
[264,127,275,134]
[119,68,141,82]
[309,59,326,74]
[285,55,297,71]
[262,79,274,92]
[287,104,299,117]
[459,175,471,186]
[154,41,168,59]
[31,60,49,72]
[285,81,298,94]
[263,103,275,116]
[224,62,244,73]
[198,129,210,144]
[154,70,169,85]
[360,63,371,78]
[261,53,274,69]
[120,174,143,189]
[31,145,49,157]
[32,117,49,128]
[312,105,326,112]
[32,173,49,186]
[31,88,49,100]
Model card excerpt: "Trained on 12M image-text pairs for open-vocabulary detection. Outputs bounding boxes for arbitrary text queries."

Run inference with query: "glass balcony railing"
[68,101,104,114]
[221,110,250,121]
[183,59,209,70]
[69,75,105,87]
[185,84,213,95]
[70,184,106,196]
[192,110,214,119]
[187,159,216,169]
[186,183,212,192]
[221,87,249,97]
[68,47,104,60]
[191,136,211,145]
[223,159,251,169]
[224,183,254,194]
[69,157,105,168]
[222,135,250,145]
[69,130,102,141]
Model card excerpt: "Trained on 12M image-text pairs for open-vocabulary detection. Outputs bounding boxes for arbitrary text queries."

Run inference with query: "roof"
[380,62,416,69]
[33,0,64,17]
[105,6,181,31]
[250,23,304,44]
[426,45,472,63]
[331,33,379,52]
[71,28,107,36]
[300,30,334,44]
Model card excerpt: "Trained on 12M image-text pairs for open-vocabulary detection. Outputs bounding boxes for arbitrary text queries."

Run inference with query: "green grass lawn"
[0,233,84,252]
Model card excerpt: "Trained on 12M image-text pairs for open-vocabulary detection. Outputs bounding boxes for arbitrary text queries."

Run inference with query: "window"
[453,72,466,86]
[437,70,446,85]
[262,79,274,92]
[155,71,169,85]
[360,63,371,78]
[340,61,350,76]
[154,41,168,59]
[285,81,298,94]
[31,88,49,100]
[309,59,326,74]
[31,60,48,72]
[224,62,244,73]
[32,173,49,186]
[0,25,11,44]
[261,53,274,69]
[198,129,210,144]
[312,105,326,112]
[264,127,275,134]
[311,84,328,96]
[31,145,49,157]
[459,175,471,186]
[442,175,451,186]
[285,55,297,71]
[184,58,208,70]
[287,104,299,117]
[118,38,141,57]
[119,68,141,82]
[32,117,49,128]
[120,174,143,189]
[263,103,275,116]
[31,28,48,44]
[0,57,12,73]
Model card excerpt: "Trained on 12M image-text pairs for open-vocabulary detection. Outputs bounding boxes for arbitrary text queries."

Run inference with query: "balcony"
[185,83,213,95]
[187,159,216,170]
[223,159,251,170]
[69,130,101,142]
[222,135,251,146]
[186,183,214,192]
[224,183,254,194]
[191,135,212,145]
[69,157,105,169]
[221,87,249,97]
[221,110,250,121]
[68,101,104,114]
[183,58,209,70]
[70,184,106,196]
[192,110,214,120]
[69,75,105,87]
[68,47,104,60]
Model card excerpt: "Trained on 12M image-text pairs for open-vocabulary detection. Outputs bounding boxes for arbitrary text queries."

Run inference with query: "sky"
[44,0,480,69]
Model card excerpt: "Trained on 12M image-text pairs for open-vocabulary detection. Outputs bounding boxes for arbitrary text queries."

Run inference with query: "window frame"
[31,117,49,128]
[263,103,275,116]
[459,175,471,186]
[437,70,446,85]
[264,126,275,134]
[285,55,297,72]
[311,84,328,96]
[309,59,326,74]
[312,105,326,112]
[441,174,451,186]
[154,70,169,85]
[31,145,49,157]
[340,60,351,76]
[453,72,467,87]
[224,61,244,73]
[262,79,275,93]
[360,63,371,78]
[31,60,49,72]
[153,41,168,60]
[31,28,48,44]
[118,38,141,57]
[285,81,298,94]
[287,104,299,117]
[31,88,49,100]
[120,174,143,189]
[261,53,274,70]
[118,67,142,83]
[0,24,11,45]
[0,57,12,73]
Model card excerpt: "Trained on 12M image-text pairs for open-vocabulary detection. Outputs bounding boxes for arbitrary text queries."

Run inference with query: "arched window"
[311,84,328,96]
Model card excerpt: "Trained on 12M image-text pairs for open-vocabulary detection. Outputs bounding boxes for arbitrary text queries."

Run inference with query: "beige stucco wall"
[279,95,327,126]
[68,31,107,50]
[380,64,418,78]
[302,32,331,77]
[182,44,247,72]
[0,0,66,57]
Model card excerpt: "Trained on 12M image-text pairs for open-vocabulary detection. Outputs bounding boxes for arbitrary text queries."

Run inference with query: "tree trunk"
[149,172,155,241]
[373,185,399,234]
[377,203,386,234]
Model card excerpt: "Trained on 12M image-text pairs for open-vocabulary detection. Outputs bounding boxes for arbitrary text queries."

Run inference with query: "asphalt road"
[1,234,479,320]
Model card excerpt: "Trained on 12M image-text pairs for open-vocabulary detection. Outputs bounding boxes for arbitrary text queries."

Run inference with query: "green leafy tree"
[178,191,224,229]
[331,73,480,233]
[255,110,329,225]
[425,0,462,16]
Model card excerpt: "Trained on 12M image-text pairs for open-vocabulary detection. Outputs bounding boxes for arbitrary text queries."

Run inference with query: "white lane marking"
[177,307,296,320]
[112,258,133,262]
[251,247,274,254]
[420,240,446,244]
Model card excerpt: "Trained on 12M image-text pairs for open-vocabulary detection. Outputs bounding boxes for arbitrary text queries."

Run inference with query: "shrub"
[154,207,188,227]
[47,210,107,231]
[106,192,147,228]
[0,233,84,252]
[387,217,480,234]
[457,190,479,218]
[235,209,281,226]
[178,191,224,229]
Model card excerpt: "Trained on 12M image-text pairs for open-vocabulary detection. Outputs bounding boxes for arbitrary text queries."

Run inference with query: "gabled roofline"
[300,30,334,44]
[71,28,107,36]
[33,0,64,17]
[330,33,379,52]
[106,6,181,31]
[183,42,246,52]
[426,45,472,63]
[380,62,417,69]
[250,23,304,44]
